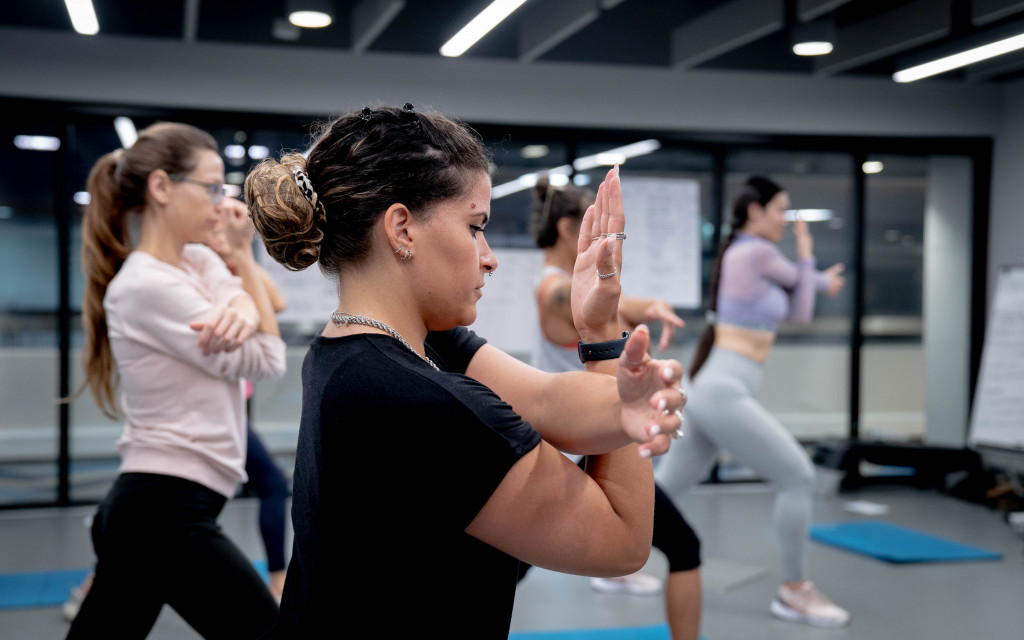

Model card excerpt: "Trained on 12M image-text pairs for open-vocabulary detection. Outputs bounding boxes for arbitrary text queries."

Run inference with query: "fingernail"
[662,367,673,380]
[638,448,652,459]
[649,425,661,436]
[657,398,667,411]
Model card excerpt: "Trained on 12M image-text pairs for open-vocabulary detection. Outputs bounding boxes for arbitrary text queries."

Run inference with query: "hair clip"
[402,103,415,114]
[360,107,373,121]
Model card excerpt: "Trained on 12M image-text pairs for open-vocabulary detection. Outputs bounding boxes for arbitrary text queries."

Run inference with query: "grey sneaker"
[770,581,850,628]
[590,571,663,596]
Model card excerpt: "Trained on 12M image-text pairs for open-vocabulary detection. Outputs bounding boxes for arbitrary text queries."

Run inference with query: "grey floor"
[1,474,1023,639]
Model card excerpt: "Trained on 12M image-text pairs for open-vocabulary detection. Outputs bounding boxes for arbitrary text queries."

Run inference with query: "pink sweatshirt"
[104,245,287,498]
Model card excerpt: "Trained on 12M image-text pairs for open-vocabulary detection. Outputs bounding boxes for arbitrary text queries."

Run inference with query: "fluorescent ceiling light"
[224,145,246,159]
[785,209,833,222]
[114,117,137,148]
[862,161,884,174]
[224,185,243,198]
[13,135,61,151]
[64,0,99,35]
[793,41,833,56]
[520,144,549,159]
[893,32,1024,83]
[573,174,592,186]
[573,139,661,171]
[289,11,332,28]
[491,164,572,200]
[74,192,91,205]
[440,0,529,57]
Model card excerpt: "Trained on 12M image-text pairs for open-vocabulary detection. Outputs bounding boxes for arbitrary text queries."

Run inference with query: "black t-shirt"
[269,327,542,639]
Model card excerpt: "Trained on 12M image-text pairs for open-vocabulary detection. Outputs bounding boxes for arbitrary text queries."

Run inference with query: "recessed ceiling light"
[793,41,833,56]
[862,161,884,174]
[114,117,137,148]
[14,135,61,151]
[287,0,334,28]
[224,145,246,159]
[784,209,833,222]
[520,144,550,159]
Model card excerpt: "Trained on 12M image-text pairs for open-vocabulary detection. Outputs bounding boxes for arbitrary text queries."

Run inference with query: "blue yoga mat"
[809,521,1002,564]
[0,560,268,610]
[510,626,681,640]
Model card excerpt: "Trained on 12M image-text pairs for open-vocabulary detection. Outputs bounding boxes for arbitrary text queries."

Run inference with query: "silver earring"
[401,248,413,261]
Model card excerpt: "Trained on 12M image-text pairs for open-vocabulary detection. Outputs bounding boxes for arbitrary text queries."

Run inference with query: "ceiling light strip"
[440,0,529,57]
[893,32,1024,82]
[64,0,99,35]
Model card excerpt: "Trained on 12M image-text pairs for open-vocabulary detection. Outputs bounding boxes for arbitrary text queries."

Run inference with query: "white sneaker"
[590,571,663,596]
[770,581,850,628]
[62,586,85,622]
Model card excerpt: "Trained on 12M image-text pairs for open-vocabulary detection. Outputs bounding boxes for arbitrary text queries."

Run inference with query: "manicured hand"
[616,325,687,458]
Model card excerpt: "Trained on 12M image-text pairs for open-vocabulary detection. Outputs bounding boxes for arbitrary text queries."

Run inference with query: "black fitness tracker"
[577,331,631,363]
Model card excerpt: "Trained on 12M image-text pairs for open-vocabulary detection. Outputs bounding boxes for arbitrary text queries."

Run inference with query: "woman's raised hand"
[210,198,256,270]
[792,219,814,261]
[824,262,846,297]
[572,166,625,342]
[616,325,686,458]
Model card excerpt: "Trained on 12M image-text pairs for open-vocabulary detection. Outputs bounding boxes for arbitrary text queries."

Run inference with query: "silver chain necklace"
[330,311,440,371]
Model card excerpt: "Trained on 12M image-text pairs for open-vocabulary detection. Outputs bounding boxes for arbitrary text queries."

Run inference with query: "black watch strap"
[578,331,630,363]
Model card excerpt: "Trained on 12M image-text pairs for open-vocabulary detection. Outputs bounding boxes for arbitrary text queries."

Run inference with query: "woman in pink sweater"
[67,122,286,639]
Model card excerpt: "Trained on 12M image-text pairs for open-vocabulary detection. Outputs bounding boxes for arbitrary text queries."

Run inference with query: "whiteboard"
[255,241,336,325]
[618,177,702,309]
[968,265,1024,452]
[469,248,544,356]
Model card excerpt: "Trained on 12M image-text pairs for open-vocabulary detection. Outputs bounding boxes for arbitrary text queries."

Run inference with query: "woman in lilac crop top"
[655,176,850,629]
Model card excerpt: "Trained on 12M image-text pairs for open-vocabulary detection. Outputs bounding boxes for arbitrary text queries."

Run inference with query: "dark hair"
[528,176,594,248]
[77,122,218,417]
[689,175,783,379]
[246,104,492,274]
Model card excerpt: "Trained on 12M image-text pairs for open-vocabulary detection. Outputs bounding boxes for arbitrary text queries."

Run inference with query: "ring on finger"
[671,409,684,439]
[675,386,688,403]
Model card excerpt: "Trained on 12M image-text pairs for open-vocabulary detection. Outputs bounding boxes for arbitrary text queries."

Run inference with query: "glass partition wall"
[0,101,990,506]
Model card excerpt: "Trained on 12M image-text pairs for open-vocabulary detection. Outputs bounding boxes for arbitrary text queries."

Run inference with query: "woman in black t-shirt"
[246,104,687,638]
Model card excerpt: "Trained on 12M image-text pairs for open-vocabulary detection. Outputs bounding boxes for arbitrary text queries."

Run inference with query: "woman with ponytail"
[654,176,847,628]
[245,104,686,638]
[68,122,285,639]
[527,175,702,640]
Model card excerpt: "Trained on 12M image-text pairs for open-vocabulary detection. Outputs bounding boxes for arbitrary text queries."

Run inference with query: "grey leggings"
[654,347,814,583]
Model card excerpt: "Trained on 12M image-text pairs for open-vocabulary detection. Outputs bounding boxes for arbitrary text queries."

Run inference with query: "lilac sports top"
[715,232,831,332]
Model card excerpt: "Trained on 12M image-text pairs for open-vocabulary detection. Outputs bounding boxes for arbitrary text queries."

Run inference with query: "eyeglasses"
[168,174,225,204]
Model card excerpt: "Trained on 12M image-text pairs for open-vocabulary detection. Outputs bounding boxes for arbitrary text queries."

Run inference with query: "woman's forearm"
[231,257,280,336]
[466,345,630,455]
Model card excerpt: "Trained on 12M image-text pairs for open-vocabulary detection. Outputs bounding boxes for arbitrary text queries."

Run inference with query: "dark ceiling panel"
[1,0,1023,83]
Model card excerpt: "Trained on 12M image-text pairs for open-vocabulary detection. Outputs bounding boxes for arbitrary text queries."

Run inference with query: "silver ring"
[672,409,684,438]
[597,268,618,279]
[602,232,627,240]
[676,386,687,403]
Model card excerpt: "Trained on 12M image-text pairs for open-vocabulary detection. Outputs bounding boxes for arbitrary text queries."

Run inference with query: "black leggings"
[66,473,278,640]
[244,422,290,573]
[517,461,701,582]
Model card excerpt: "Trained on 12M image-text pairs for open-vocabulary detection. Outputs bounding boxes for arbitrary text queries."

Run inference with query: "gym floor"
[1,474,1022,639]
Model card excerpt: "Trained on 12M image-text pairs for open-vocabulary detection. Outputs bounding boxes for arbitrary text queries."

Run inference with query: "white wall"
[988,79,1024,310]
